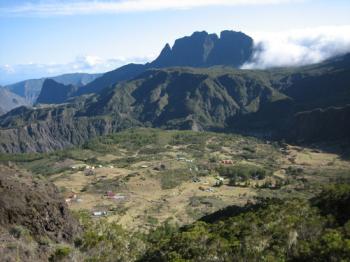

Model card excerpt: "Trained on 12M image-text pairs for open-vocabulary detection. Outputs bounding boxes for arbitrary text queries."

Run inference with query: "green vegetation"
[49,245,72,261]
[65,184,350,261]
[1,54,350,153]
[75,218,145,262]
[141,184,350,261]
[1,128,350,261]
[0,128,282,177]
[160,169,191,189]
[216,163,270,185]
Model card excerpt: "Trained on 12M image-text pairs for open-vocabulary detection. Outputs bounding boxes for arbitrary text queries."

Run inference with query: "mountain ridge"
[0,86,29,115]
[1,53,349,153]
[5,72,102,105]
[60,30,255,101]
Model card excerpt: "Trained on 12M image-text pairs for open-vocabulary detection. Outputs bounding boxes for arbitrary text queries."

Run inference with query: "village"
[33,129,348,231]
[62,158,236,219]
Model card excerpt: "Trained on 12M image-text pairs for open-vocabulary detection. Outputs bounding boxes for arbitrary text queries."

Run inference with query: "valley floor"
[4,128,349,232]
[1,128,350,261]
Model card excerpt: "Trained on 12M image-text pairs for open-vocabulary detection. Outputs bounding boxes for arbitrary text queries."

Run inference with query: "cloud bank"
[0,0,303,16]
[0,55,151,85]
[243,25,350,69]
[2,25,350,85]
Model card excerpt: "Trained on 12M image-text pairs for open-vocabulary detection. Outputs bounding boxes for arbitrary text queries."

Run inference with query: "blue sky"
[0,0,350,84]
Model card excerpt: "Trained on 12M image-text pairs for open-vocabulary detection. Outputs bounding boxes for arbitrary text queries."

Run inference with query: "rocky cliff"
[150,31,253,68]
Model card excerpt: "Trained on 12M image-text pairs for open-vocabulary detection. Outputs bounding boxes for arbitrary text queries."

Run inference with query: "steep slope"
[233,54,350,136]
[36,79,78,104]
[85,67,286,130]
[0,54,349,153]
[0,165,80,261]
[287,105,350,143]
[5,73,101,104]
[0,101,140,153]
[75,63,146,96]
[50,72,103,86]
[0,67,286,153]
[0,86,29,115]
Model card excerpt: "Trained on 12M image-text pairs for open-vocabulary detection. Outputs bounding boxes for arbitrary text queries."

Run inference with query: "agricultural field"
[2,128,350,232]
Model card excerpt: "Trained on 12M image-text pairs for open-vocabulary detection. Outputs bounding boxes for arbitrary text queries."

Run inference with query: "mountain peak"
[151,43,172,67]
[190,30,209,37]
[150,30,253,68]
[36,79,77,105]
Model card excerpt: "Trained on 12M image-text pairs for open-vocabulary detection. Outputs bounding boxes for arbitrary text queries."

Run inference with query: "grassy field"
[2,128,350,232]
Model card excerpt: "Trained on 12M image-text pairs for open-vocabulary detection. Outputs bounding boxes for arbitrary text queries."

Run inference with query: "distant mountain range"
[3,73,101,109]
[0,51,349,153]
[37,30,254,104]
[0,86,29,115]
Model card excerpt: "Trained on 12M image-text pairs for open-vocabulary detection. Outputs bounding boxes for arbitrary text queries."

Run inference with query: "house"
[71,164,87,170]
[65,193,78,204]
[93,211,107,217]
[221,160,234,165]
[114,195,126,200]
[199,186,215,192]
[105,191,116,198]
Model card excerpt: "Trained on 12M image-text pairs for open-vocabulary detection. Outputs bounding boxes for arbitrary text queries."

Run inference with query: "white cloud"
[0,55,152,85]
[2,25,350,84]
[243,25,350,69]
[0,0,304,16]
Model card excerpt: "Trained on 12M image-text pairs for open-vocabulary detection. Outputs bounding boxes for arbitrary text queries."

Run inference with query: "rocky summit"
[150,30,254,68]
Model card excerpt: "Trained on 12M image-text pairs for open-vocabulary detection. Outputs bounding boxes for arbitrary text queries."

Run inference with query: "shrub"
[9,226,30,239]
[50,245,72,261]
[217,164,269,185]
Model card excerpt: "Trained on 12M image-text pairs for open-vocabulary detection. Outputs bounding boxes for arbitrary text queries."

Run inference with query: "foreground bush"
[141,184,350,262]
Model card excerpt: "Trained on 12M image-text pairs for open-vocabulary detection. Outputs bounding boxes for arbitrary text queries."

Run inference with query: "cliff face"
[150,31,253,68]
[0,103,139,153]
[287,105,350,143]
